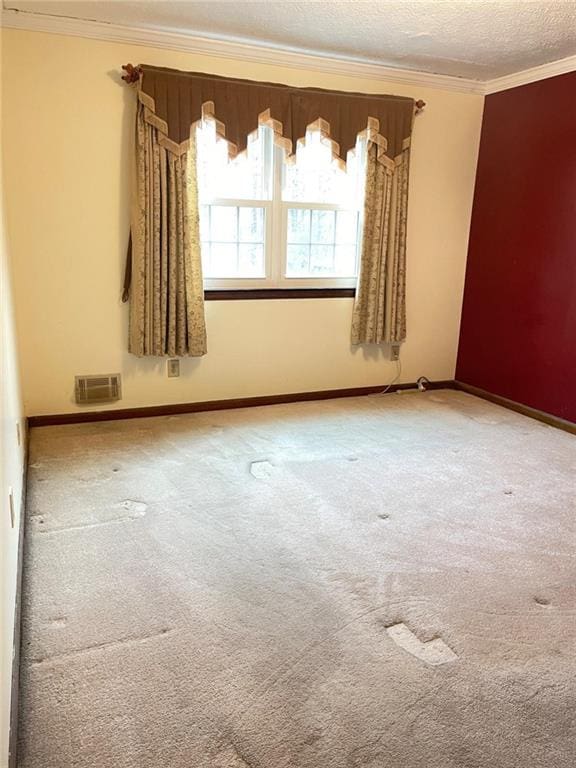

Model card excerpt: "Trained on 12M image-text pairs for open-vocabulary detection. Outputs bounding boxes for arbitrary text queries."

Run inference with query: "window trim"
[204,288,356,301]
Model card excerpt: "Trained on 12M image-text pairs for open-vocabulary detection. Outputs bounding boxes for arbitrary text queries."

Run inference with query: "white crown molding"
[2,8,574,96]
[0,8,486,94]
[484,54,576,94]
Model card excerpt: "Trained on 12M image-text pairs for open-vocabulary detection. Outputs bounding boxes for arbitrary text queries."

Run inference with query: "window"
[197,122,365,290]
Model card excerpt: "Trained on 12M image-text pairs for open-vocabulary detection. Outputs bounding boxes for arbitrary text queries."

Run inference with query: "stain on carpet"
[534,596,551,606]
[30,627,173,667]
[386,623,458,666]
[250,460,275,479]
[214,745,256,768]
[116,499,148,516]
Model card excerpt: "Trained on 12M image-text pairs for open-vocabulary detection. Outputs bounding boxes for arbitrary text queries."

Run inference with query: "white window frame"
[202,133,362,291]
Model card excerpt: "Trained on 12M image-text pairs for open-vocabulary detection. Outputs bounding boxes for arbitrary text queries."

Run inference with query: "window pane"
[197,123,272,201]
[238,207,264,243]
[210,206,237,242]
[336,211,358,245]
[283,129,364,207]
[199,205,210,241]
[238,244,265,277]
[334,245,357,276]
[311,210,335,244]
[285,207,359,279]
[310,245,335,274]
[209,243,238,277]
[201,205,266,278]
[286,244,310,276]
[287,208,311,244]
[200,241,211,274]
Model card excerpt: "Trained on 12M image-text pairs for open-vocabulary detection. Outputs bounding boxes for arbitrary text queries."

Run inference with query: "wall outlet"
[167,359,180,378]
[390,344,401,361]
[9,488,15,529]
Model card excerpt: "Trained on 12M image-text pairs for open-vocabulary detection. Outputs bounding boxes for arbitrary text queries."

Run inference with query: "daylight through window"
[197,123,365,289]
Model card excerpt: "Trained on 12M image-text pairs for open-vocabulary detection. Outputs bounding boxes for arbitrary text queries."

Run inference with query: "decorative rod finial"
[122,64,142,84]
[415,99,426,114]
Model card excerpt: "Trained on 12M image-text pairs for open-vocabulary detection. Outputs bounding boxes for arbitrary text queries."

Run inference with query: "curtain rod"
[120,64,426,113]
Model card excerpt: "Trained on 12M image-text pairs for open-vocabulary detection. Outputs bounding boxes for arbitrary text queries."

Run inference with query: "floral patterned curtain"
[126,100,207,357]
[351,138,410,345]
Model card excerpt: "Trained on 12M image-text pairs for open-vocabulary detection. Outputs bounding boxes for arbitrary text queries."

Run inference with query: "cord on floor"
[369,358,402,396]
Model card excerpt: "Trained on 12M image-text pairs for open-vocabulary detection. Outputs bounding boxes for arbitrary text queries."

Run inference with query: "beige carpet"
[18,390,576,767]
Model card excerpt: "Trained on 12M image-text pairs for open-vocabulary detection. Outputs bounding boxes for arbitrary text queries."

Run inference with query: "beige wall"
[0,32,25,768]
[2,29,483,417]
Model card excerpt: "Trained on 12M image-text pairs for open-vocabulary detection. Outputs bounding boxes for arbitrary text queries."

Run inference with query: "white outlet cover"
[167,359,180,377]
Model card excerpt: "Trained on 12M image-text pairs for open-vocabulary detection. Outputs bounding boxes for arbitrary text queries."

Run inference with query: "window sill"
[204,288,356,300]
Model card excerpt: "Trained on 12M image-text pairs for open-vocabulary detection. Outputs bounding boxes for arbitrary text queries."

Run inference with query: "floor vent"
[75,374,121,405]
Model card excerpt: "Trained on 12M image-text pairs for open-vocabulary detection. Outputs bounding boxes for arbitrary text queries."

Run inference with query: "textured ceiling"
[5,0,576,80]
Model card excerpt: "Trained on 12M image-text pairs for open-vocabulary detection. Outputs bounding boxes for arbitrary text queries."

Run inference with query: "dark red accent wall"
[457,71,576,424]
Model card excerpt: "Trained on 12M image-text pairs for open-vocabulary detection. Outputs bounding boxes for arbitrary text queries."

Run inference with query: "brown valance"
[133,64,415,165]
